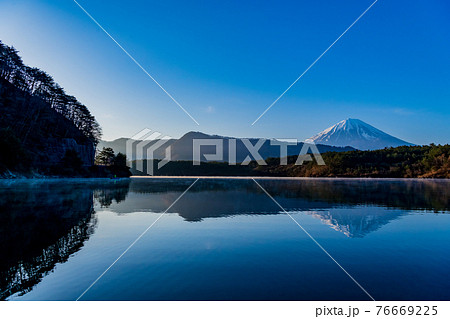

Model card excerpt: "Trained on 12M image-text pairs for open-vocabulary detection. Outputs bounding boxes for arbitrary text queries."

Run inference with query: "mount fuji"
[309,118,413,150]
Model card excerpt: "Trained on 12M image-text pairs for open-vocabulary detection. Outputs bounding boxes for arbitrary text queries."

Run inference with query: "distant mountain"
[309,118,413,150]
[99,131,355,163]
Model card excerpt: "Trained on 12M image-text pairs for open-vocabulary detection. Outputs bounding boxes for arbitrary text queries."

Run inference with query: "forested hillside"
[257,144,450,178]
[0,40,102,176]
[135,144,450,178]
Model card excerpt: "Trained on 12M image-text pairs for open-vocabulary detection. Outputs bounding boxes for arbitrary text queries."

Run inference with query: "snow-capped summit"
[309,118,413,150]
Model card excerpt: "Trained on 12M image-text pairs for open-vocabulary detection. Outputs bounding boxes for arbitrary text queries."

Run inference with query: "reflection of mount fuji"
[308,208,400,238]
[105,178,448,238]
[1,178,448,300]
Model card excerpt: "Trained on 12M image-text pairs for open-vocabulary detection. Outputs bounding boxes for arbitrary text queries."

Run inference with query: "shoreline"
[1,175,449,181]
[0,177,130,182]
[130,176,450,181]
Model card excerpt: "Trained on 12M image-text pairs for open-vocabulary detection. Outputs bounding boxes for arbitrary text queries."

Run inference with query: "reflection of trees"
[129,178,449,213]
[0,213,97,300]
[0,179,130,300]
[125,178,449,235]
[252,179,450,213]
[252,179,449,237]
[94,180,130,207]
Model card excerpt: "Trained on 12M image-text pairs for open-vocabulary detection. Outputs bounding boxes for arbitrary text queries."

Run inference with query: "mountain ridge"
[99,131,355,162]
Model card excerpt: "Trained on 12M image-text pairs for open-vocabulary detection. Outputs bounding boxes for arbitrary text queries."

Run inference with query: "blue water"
[0,178,449,300]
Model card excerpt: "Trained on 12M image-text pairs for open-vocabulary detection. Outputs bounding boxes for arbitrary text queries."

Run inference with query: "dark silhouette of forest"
[260,144,450,178]
[0,40,129,177]
[0,40,101,143]
[134,144,449,178]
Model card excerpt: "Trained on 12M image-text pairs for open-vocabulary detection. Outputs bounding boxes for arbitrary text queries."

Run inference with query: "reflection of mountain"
[308,208,404,238]
[102,179,332,221]
[106,178,449,233]
[0,178,448,299]
[0,179,130,300]
[251,179,450,215]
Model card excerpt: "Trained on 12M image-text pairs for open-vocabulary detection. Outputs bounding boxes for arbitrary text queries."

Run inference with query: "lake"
[0,177,449,301]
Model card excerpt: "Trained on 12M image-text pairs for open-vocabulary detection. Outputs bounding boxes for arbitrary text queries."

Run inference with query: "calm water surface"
[0,178,449,301]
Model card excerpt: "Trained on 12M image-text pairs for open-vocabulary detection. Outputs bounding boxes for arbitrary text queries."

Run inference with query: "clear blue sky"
[1,0,449,144]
